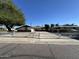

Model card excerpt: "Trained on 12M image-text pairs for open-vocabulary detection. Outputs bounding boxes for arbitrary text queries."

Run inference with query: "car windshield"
[0,0,79,59]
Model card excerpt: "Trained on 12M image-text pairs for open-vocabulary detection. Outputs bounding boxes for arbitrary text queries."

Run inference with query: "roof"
[53,26,79,27]
[16,25,32,30]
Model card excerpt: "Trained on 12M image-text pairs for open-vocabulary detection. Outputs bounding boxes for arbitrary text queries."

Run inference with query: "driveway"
[0,32,79,59]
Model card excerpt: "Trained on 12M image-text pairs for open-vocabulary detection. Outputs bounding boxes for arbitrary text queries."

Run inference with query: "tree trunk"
[5,25,12,32]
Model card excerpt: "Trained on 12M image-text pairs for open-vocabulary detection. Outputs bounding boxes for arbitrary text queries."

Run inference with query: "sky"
[13,0,79,26]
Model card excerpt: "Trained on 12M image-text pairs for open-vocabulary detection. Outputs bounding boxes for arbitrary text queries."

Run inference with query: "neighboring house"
[0,25,7,31]
[16,25,34,32]
[34,26,45,31]
[50,26,79,32]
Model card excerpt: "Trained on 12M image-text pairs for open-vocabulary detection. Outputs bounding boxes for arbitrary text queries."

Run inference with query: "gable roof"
[16,25,32,30]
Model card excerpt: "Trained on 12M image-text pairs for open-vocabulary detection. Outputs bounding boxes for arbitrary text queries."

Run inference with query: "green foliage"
[55,24,59,26]
[0,0,24,25]
[51,24,54,28]
[0,0,25,31]
[45,24,50,31]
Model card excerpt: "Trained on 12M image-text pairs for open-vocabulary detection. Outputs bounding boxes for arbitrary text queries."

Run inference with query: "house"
[50,26,79,33]
[16,25,35,32]
[34,26,45,31]
[0,25,7,31]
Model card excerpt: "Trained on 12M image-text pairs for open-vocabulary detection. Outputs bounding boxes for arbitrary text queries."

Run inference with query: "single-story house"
[50,26,79,33]
[16,25,35,32]
[0,25,7,31]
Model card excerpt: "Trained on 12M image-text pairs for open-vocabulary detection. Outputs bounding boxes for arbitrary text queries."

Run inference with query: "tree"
[44,24,49,31]
[55,24,59,27]
[51,24,54,28]
[71,24,74,26]
[63,24,70,26]
[0,0,25,31]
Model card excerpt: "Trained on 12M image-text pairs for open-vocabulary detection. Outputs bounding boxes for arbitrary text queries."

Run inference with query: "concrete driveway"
[0,32,79,59]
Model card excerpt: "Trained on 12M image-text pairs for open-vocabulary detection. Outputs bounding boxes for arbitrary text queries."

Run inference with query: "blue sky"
[13,0,79,26]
